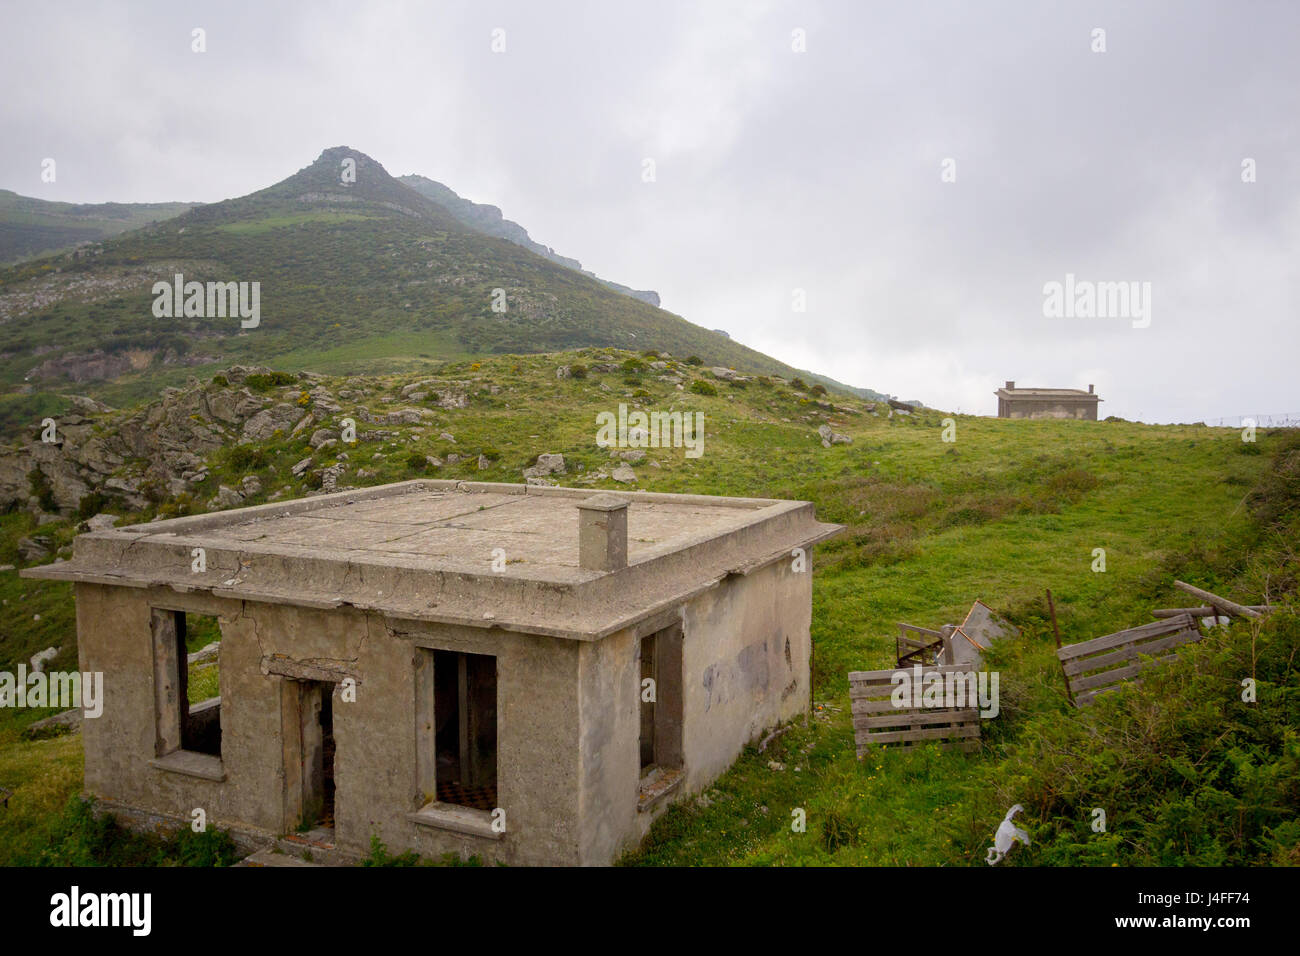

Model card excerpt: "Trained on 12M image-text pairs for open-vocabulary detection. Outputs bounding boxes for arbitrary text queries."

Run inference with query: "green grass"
[0,188,194,265]
[215,211,379,235]
[1,347,1295,866]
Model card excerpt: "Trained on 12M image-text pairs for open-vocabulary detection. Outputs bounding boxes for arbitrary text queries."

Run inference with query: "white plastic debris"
[985,804,1030,865]
[30,646,59,674]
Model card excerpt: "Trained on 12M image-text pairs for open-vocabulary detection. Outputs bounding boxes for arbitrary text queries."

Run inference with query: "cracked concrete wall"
[681,558,811,789]
[577,624,640,865]
[576,556,813,864]
[366,621,583,866]
[77,583,288,837]
[77,582,583,865]
[76,553,809,866]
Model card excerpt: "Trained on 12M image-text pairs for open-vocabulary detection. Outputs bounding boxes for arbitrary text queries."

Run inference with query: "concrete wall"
[575,555,812,863]
[381,621,583,866]
[77,583,584,866]
[1000,399,1098,420]
[681,558,811,786]
[78,553,812,866]
[77,583,290,838]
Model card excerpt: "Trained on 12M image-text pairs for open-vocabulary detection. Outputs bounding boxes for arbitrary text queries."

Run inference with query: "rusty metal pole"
[1046,589,1074,706]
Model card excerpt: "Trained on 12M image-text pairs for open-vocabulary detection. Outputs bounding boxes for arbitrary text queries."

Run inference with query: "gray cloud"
[2,0,1295,421]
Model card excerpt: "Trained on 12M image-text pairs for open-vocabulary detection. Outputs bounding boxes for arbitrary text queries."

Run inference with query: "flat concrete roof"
[995,387,1100,400]
[24,480,842,640]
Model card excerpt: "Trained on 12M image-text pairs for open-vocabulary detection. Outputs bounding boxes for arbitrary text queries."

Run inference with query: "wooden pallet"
[895,623,946,667]
[849,663,982,755]
[1056,613,1200,707]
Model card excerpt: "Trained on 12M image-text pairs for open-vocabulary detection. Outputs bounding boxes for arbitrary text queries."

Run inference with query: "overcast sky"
[2,0,1296,422]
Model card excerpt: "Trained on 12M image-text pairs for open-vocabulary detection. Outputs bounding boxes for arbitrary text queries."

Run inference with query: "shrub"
[245,371,296,391]
[810,383,827,396]
[685,355,703,366]
[156,493,195,519]
[621,358,643,373]
[27,797,240,866]
[363,834,421,867]
[569,363,588,379]
[689,380,718,396]
[75,491,107,521]
[211,374,229,387]
[952,612,1300,866]
[28,469,58,512]
[1043,467,1100,502]
[228,445,268,472]
[821,808,861,853]
[790,377,808,391]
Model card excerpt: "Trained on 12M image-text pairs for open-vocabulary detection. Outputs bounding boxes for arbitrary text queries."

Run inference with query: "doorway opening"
[299,681,337,832]
[433,650,497,811]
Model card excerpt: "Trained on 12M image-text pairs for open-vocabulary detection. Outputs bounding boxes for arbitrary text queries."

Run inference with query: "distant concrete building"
[24,480,840,866]
[995,381,1101,420]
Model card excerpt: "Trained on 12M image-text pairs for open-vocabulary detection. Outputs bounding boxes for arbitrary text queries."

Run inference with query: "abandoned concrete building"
[995,381,1101,420]
[23,480,840,866]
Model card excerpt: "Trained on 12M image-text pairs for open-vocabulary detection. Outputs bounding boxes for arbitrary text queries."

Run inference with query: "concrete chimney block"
[577,494,630,572]
[1005,380,1015,390]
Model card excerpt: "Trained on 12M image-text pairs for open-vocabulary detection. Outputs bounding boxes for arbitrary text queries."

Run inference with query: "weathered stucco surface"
[35,481,839,865]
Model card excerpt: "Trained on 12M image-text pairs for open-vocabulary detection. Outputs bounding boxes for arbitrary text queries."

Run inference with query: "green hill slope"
[0,351,1294,865]
[0,147,878,416]
[0,189,195,265]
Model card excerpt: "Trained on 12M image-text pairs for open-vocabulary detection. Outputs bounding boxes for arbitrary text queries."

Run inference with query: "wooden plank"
[1060,628,1200,677]
[851,698,952,715]
[853,710,979,730]
[856,737,981,755]
[1068,652,1179,693]
[851,683,980,704]
[151,609,183,757]
[898,623,945,638]
[1152,606,1215,618]
[858,725,981,746]
[849,663,978,684]
[1152,605,1269,618]
[851,696,979,716]
[1174,581,1263,620]
[457,653,471,783]
[1056,615,1192,661]
[1076,679,1142,707]
[1047,588,1074,706]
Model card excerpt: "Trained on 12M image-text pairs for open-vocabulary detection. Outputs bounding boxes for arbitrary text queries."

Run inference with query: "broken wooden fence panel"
[1173,581,1265,620]
[896,623,946,667]
[1152,605,1268,619]
[1055,613,1200,707]
[849,663,981,755]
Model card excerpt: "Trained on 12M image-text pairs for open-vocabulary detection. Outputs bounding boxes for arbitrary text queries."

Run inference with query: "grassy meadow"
[0,348,1295,865]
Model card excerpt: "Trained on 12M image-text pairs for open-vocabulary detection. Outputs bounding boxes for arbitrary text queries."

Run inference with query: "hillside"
[0,147,881,423]
[0,349,1295,865]
[0,189,195,266]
